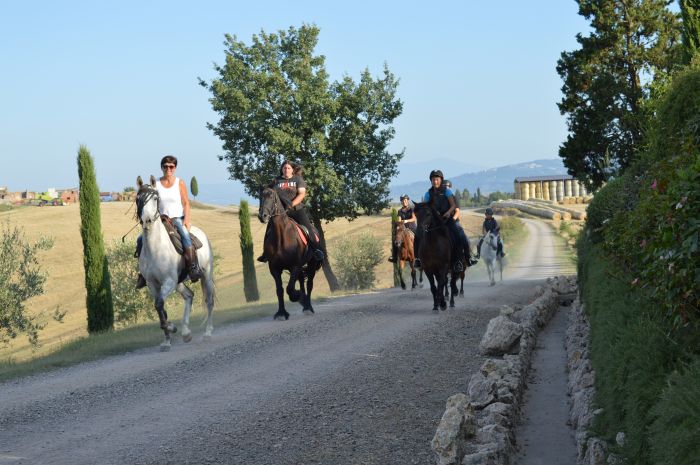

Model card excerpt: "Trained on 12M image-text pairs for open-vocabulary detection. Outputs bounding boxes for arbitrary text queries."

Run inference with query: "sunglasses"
[162,164,176,170]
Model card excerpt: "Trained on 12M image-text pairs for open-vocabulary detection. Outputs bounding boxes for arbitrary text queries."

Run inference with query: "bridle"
[136,186,161,227]
[486,231,498,251]
[260,188,284,221]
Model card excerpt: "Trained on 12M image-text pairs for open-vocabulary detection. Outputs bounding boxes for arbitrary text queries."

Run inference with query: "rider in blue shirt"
[414,170,474,273]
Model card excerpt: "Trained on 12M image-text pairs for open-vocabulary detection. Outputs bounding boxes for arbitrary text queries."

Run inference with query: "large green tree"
[681,0,700,61]
[557,0,681,189]
[78,145,114,333]
[200,24,403,289]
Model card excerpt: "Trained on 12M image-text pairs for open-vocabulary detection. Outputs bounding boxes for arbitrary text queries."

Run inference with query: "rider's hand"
[184,219,191,230]
[442,211,451,219]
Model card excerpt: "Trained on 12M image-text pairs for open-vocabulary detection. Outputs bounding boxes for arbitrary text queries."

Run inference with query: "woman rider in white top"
[136,155,202,288]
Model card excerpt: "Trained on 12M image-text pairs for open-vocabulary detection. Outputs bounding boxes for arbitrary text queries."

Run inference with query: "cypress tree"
[391,208,400,287]
[681,0,700,62]
[238,200,259,301]
[77,145,114,332]
[190,176,199,199]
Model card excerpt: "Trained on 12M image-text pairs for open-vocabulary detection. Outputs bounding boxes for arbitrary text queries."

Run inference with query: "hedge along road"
[0,218,573,465]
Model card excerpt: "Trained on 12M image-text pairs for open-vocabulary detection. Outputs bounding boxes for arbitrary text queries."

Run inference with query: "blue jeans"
[171,217,193,248]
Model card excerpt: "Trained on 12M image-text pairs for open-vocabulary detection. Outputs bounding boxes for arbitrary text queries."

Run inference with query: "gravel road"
[0,218,572,465]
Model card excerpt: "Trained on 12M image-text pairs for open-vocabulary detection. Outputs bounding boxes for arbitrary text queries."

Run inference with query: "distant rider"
[476,207,505,258]
[388,194,417,263]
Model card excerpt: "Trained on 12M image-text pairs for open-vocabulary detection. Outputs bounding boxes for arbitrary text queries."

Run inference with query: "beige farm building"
[513,175,588,202]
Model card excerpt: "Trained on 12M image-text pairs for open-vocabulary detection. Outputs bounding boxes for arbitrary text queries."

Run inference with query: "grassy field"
[0,201,491,366]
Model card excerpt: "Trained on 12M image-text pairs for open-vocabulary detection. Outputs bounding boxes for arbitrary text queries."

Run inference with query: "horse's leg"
[176,282,194,343]
[498,257,503,282]
[398,260,406,290]
[200,273,215,339]
[303,267,316,314]
[270,267,289,320]
[410,263,417,289]
[449,274,458,308]
[426,272,439,311]
[459,272,465,296]
[286,267,301,303]
[439,273,448,310]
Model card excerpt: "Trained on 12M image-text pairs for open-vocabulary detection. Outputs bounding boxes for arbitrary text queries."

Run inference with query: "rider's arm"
[453,207,461,221]
[404,211,417,224]
[179,179,191,230]
[443,195,457,219]
[290,187,306,209]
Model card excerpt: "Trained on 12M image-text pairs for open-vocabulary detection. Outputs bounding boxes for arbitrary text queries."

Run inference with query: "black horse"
[258,187,321,320]
[413,202,459,310]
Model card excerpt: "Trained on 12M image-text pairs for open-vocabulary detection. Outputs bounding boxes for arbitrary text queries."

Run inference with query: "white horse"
[136,176,215,351]
[479,230,503,286]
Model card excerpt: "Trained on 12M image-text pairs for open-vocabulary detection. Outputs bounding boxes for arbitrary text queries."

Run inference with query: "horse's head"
[394,221,406,246]
[258,187,281,223]
[136,175,160,229]
[485,230,498,251]
[413,201,441,234]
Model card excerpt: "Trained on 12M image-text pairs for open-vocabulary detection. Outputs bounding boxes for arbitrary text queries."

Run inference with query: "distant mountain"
[393,158,486,186]
[390,158,568,201]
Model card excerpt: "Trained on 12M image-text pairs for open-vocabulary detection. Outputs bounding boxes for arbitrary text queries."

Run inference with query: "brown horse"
[413,202,459,310]
[258,187,320,320]
[394,221,418,290]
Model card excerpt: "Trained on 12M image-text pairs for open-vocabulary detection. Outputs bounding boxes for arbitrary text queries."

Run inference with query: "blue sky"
[0,1,589,193]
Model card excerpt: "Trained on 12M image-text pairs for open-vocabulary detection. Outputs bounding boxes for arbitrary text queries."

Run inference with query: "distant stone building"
[59,189,79,204]
[22,191,36,200]
[513,175,588,202]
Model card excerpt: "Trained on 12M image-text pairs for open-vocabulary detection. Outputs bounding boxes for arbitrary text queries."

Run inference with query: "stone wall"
[431,276,577,465]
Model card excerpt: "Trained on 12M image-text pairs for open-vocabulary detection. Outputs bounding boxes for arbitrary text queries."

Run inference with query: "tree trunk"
[312,218,340,291]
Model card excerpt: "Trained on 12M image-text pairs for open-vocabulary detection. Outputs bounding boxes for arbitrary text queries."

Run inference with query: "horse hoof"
[203,334,212,342]
[302,308,314,315]
[274,312,290,321]
[182,333,193,343]
[159,344,171,352]
[450,302,455,308]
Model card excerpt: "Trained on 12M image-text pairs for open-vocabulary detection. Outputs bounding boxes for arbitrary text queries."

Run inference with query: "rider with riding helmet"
[414,170,474,273]
[258,160,325,263]
[476,207,505,258]
[388,194,417,263]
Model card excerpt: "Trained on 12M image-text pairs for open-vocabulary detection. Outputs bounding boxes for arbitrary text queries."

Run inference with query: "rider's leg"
[447,221,463,273]
[173,217,202,282]
[476,237,484,259]
[498,237,506,257]
[134,235,147,289]
[413,232,421,268]
[388,242,398,263]
[289,209,324,261]
[454,222,477,266]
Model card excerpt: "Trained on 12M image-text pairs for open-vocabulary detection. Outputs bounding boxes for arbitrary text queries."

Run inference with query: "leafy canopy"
[200,24,403,223]
[557,0,680,189]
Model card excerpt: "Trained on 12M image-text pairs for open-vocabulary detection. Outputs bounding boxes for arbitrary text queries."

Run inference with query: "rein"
[136,187,161,225]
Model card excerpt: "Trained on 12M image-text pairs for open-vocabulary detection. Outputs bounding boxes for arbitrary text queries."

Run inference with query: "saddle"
[161,215,203,255]
[290,220,319,246]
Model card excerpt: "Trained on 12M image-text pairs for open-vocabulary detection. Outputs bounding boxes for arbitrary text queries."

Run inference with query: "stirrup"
[469,258,479,266]
[189,266,202,283]
[414,258,422,268]
[313,249,325,261]
[387,257,396,263]
[135,274,147,290]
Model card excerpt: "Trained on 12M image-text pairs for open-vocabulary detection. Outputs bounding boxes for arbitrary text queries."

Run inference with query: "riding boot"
[135,273,147,289]
[476,238,483,259]
[388,244,398,263]
[257,254,268,263]
[184,246,203,283]
[310,242,325,262]
[134,236,146,289]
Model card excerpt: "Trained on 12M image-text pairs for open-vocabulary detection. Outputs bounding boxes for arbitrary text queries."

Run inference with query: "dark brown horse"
[394,221,418,290]
[258,187,320,320]
[413,202,459,310]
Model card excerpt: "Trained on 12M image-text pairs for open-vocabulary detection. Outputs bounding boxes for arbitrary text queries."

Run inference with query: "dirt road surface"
[0,218,573,465]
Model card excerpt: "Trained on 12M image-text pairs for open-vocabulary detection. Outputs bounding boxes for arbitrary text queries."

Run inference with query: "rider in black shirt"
[388,194,417,263]
[476,207,505,258]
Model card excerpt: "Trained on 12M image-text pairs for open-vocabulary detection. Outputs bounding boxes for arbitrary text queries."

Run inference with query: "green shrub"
[106,240,154,326]
[649,357,700,465]
[334,232,383,290]
[498,216,524,243]
[0,222,54,347]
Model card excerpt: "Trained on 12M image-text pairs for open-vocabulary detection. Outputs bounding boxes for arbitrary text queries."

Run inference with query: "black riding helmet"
[400,194,410,201]
[443,180,452,188]
[485,207,494,215]
[429,169,444,180]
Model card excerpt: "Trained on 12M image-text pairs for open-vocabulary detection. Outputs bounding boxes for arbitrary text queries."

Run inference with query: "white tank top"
[156,177,184,218]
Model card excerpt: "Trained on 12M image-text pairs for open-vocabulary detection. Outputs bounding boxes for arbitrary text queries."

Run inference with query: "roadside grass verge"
[0,301,280,382]
[577,237,699,465]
